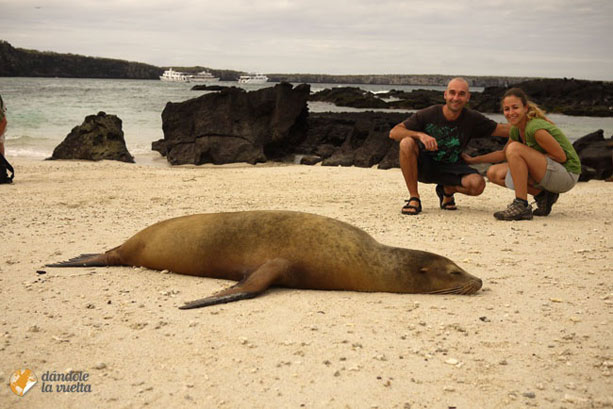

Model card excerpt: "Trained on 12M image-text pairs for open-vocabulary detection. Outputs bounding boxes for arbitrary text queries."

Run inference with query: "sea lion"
[47,210,482,309]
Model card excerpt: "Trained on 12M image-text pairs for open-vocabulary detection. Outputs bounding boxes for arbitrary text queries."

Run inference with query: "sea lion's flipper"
[179,258,292,310]
[178,292,260,309]
[46,253,110,267]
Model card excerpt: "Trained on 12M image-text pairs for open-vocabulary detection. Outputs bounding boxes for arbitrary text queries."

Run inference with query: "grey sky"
[1,0,612,80]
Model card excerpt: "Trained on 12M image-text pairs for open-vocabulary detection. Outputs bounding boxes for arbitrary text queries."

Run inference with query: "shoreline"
[2,158,611,408]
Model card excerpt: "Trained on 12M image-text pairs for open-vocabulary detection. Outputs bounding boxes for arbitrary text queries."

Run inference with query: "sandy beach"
[1,157,611,409]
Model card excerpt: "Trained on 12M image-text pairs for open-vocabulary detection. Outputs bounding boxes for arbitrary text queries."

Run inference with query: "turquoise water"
[1,77,611,164]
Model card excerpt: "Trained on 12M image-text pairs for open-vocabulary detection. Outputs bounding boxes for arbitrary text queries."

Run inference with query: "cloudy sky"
[1,0,611,80]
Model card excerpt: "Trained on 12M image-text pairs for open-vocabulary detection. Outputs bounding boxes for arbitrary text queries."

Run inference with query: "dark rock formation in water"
[191,84,229,91]
[384,89,445,110]
[152,83,310,165]
[50,112,134,163]
[268,73,532,87]
[470,78,613,117]
[309,87,388,109]
[572,130,613,181]
[309,79,613,117]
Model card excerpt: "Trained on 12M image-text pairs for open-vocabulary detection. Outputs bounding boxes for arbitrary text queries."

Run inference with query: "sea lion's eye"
[419,267,428,274]
[450,270,462,275]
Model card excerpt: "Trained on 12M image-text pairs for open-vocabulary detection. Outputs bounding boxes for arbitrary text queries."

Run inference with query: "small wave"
[7,147,51,159]
[6,134,54,143]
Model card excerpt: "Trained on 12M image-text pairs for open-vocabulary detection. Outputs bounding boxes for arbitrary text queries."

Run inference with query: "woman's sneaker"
[533,190,559,216]
[494,199,533,221]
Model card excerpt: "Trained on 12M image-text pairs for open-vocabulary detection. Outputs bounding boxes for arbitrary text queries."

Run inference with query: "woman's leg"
[486,163,508,187]
[505,142,548,201]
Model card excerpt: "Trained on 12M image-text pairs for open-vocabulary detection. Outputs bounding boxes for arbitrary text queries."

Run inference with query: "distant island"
[1,39,535,87]
[0,40,243,81]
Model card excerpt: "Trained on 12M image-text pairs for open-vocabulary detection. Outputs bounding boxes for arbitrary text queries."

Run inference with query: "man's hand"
[419,133,438,151]
[461,153,477,164]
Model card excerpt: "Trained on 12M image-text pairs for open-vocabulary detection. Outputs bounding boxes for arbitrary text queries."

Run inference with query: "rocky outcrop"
[299,112,408,168]
[268,73,532,87]
[309,79,613,117]
[308,87,445,110]
[152,83,310,165]
[572,130,613,181]
[309,87,388,109]
[384,89,445,110]
[470,78,613,117]
[191,84,229,91]
[50,112,134,162]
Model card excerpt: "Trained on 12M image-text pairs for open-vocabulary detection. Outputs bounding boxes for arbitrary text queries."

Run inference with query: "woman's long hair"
[501,88,548,121]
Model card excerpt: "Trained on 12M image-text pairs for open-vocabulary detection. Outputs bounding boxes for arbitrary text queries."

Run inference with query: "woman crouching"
[486,88,581,220]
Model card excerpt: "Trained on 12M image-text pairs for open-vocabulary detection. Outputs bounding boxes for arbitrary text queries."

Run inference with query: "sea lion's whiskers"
[426,281,481,295]
[426,287,462,295]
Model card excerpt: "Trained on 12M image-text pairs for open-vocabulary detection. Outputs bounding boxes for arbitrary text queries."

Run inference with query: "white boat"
[159,68,191,82]
[189,70,220,82]
[238,73,269,84]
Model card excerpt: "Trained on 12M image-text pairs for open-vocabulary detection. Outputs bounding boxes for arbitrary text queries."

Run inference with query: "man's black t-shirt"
[402,105,497,163]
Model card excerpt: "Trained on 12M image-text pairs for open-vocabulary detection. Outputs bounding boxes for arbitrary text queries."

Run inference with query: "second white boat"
[238,73,269,84]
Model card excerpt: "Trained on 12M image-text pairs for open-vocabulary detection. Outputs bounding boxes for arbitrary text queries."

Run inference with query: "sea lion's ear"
[419,267,429,274]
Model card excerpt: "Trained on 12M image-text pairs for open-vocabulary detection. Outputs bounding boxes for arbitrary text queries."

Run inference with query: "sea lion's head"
[409,251,482,295]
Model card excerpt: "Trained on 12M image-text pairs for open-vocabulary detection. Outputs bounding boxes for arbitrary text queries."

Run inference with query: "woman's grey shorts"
[505,157,579,193]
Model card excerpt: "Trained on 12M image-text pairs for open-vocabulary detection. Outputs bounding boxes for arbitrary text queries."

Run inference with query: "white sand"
[1,157,612,408]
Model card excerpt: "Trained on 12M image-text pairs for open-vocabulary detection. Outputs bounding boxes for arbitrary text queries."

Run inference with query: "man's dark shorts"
[417,144,479,186]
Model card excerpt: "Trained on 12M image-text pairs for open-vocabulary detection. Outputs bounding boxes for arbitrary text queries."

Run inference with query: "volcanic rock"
[299,112,407,168]
[50,112,134,163]
[572,130,613,181]
[153,83,310,165]
[309,87,388,109]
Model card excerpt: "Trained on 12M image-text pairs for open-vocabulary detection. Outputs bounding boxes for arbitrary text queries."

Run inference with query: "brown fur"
[47,211,482,309]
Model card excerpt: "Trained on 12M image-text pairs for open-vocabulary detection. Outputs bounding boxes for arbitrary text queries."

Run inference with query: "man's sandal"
[401,197,422,215]
[436,184,457,210]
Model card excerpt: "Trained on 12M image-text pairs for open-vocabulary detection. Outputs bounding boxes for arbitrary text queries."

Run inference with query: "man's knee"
[399,137,419,156]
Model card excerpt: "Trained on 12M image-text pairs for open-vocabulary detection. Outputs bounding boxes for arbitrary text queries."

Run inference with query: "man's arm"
[462,126,511,164]
[389,122,439,151]
[491,123,510,138]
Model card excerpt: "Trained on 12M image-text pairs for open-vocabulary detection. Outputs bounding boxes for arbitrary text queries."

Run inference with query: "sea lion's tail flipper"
[179,257,292,310]
[46,253,110,267]
[178,292,261,309]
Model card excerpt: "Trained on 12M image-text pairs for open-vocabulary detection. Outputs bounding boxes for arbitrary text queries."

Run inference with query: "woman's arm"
[534,129,566,163]
[462,150,505,164]
[462,138,511,164]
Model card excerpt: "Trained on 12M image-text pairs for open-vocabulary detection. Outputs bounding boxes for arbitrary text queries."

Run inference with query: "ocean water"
[1,77,611,165]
